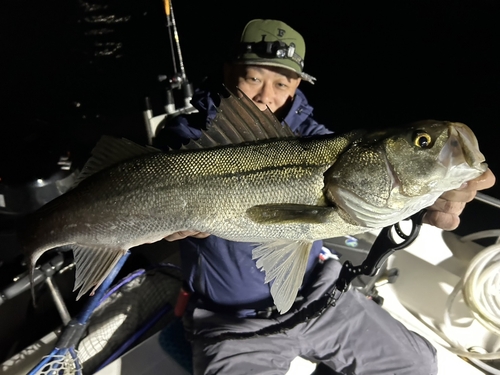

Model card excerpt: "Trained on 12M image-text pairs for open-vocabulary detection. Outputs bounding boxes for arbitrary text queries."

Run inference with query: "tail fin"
[28,249,45,307]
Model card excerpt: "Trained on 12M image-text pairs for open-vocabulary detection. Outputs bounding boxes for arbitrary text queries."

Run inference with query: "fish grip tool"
[332,209,426,301]
[312,210,427,318]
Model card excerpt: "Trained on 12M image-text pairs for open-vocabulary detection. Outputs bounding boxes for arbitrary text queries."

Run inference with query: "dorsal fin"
[73,136,161,186]
[182,87,295,150]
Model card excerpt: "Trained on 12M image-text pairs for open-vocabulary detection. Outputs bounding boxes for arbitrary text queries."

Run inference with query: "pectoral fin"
[247,204,334,224]
[252,240,313,314]
[72,246,128,299]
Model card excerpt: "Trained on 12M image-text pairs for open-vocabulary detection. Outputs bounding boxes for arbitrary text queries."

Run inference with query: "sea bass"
[21,90,487,313]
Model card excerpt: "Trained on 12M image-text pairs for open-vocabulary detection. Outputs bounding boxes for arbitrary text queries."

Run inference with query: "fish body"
[21,91,487,313]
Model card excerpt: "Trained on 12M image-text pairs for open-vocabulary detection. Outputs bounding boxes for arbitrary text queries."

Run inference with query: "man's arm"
[154,114,204,150]
[164,231,210,241]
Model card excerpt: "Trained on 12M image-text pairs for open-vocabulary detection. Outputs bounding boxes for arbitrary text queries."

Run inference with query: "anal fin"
[252,240,313,314]
[72,246,128,300]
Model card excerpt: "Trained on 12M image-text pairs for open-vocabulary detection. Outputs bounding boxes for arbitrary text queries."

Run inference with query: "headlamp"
[241,41,305,69]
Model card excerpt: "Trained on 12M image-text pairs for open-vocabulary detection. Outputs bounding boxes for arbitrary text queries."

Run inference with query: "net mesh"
[36,352,82,375]
[31,267,182,375]
[77,268,182,373]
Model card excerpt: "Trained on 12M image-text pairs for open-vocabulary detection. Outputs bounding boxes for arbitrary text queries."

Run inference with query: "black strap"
[191,286,341,344]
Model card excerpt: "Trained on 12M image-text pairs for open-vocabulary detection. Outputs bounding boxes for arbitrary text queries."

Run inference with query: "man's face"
[225,64,301,118]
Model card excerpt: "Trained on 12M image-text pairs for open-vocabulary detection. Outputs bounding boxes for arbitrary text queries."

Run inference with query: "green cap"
[235,19,316,84]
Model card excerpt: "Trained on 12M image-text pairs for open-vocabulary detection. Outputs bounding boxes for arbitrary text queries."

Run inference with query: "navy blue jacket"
[158,87,333,317]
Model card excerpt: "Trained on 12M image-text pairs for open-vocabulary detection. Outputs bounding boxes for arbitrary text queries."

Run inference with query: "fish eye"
[413,132,432,148]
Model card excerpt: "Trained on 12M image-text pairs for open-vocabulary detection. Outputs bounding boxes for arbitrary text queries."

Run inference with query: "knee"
[411,336,438,375]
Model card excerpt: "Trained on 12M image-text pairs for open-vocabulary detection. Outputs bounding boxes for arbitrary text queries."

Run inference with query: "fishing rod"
[159,0,194,113]
[164,0,186,83]
[144,0,197,144]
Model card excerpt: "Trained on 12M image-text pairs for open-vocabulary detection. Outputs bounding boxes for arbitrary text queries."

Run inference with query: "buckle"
[256,306,276,318]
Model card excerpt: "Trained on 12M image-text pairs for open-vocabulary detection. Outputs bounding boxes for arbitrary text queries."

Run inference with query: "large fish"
[20,90,487,313]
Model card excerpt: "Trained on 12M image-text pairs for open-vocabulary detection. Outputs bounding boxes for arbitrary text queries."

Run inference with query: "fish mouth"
[425,121,487,197]
[441,122,487,172]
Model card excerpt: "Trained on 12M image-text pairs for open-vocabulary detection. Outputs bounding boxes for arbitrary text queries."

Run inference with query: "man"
[158,19,495,375]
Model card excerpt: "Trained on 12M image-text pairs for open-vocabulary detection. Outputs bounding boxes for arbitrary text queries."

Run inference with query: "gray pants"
[186,260,438,375]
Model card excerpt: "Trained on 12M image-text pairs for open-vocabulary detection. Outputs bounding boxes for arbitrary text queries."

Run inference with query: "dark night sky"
[1,0,499,219]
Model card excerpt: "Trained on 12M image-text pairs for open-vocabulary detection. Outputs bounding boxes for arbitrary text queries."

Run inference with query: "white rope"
[436,230,500,373]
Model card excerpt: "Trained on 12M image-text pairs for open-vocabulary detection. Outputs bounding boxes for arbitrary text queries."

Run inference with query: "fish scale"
[26,137,349,248]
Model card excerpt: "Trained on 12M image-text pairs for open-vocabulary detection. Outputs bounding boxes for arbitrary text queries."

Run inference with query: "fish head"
[324,120,487,228]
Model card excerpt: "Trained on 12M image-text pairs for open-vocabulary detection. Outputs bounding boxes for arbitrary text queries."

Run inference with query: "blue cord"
[100,268,145,303]
[69,347,83,373]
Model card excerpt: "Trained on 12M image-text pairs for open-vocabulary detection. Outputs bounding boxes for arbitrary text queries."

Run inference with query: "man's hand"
[164,230,210,242]
[423,168,496,231]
